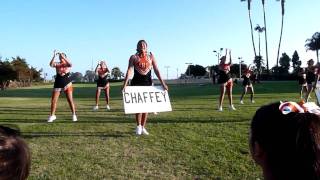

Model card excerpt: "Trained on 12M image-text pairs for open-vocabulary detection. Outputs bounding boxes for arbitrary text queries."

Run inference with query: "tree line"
[0,55,125,90]
[0,56,42,90]
[184,50,302,81]
[72,67,124,83]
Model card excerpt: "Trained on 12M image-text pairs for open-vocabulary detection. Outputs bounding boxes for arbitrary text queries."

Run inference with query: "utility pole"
[185,62,193,77]
[176,68,179,79]
[164,66,170,80]
[238,57,243,78]
[91,59,93,71]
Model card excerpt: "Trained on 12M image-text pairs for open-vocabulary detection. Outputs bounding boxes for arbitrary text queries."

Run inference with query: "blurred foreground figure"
[0,125,30,180]
[250,101,320,180]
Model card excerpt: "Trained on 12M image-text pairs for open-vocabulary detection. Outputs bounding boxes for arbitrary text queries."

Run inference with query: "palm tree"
[254,55,263,83]
[241,0,257,57]
[254,24,265,57]
[261,0,269,73]
[305,32,320,63]
[276,0,285,67]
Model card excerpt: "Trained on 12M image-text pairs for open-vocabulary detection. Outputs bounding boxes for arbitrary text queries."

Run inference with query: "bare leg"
[65,90,76,114]
[227,85,233,106]
[303,86,308,101]
[135,113,142,126]
[306,84,313,102]
[141,113,148,127]
[50,91,60,116]
[240,86,248,101]
[219,84,226,108]
[104,84,110,105]
[249,86,255,102]
[95,89,101,106]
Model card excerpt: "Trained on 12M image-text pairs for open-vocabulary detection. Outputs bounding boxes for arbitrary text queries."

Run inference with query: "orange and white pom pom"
[279,101,320,115]
[279,101,305,114]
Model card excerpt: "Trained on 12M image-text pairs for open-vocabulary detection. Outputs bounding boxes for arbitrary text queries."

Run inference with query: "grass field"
[0,81,301,179]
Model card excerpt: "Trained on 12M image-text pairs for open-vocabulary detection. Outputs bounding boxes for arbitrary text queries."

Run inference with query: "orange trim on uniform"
[134,54,152,75]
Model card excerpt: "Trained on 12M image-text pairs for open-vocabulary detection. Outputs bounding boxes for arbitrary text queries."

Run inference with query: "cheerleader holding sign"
[122,40,168,135]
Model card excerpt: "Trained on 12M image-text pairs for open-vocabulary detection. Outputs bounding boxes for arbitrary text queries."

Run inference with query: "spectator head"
[0,125,31,180]
[308,59,315,66]
[250,102,320,180]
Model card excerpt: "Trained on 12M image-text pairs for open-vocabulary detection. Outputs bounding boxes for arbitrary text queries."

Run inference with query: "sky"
[0,0,319,79]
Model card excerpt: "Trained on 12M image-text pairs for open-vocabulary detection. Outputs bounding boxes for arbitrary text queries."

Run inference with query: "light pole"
[238,57,243,78]
[213,48,223,64]
[185,63,193,77]
[164,66,170,80]
[176,68,179,79]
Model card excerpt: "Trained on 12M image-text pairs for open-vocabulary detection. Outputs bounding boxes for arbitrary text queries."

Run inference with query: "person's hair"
[220,56,226,62]
[136,40,148,54]
[308,59,314,65]
[0,125,31,180]
[250,102,320,180]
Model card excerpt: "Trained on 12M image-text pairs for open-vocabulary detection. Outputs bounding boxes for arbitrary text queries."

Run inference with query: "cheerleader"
[93,60,111,111]
[122,40,168,135]
[306,59,316,102]
[298,67,308,101]
[240,66,255,104]
[48,50,77,122]
[217,49,235,111]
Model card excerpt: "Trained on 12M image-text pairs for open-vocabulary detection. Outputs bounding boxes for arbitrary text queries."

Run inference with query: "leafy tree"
[253,55,264,82]
[254,56,264,72]
[305,32,320,63]
[185,64,206,77]
[111,67,123,80]
[70,72,83,82]
[279,52,291,74]
[84,70,95,82]
[11,56,31,81]
[230,63,248,78]
[0,59,15,90]
[291,50,301,74]
[31,67,42,81]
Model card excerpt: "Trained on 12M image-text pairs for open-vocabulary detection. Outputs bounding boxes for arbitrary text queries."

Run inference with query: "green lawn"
[0,81,301,179]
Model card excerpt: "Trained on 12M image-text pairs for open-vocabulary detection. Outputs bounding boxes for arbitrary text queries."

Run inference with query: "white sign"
[122,86,172,114]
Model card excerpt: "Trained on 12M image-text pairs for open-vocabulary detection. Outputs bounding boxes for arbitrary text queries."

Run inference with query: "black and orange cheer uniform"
[242,69,253,86]
[96,67,109,88]
[306,67,316,85]
[217,63,232,86]
[131,53,153,86]
[53,62,72,92]
[298,73,307,86]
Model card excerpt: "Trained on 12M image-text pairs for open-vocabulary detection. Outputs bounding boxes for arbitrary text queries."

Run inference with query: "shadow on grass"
[0,116,249,124]
[22,131,129,139]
